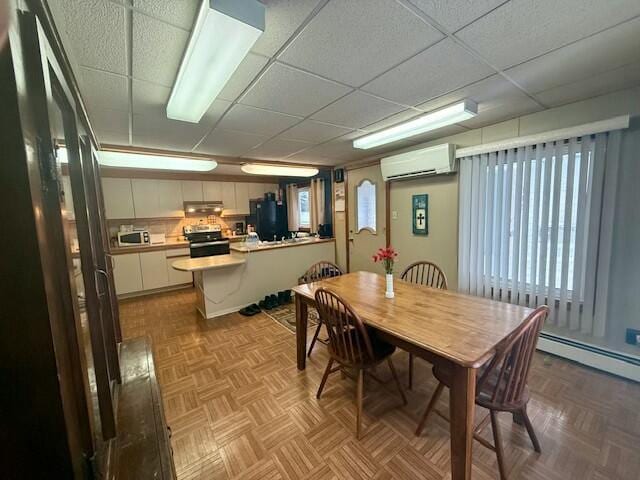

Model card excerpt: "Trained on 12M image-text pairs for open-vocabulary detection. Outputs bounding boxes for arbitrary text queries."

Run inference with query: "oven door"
[190,240,230,258]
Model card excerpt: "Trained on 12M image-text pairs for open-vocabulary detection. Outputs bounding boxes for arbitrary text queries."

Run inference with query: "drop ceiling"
[49,0,640,167]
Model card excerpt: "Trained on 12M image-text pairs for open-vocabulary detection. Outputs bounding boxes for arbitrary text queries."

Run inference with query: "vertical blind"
[458,132,621,337]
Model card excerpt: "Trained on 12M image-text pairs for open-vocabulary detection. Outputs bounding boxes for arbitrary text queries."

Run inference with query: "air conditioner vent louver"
[380,143,456,181]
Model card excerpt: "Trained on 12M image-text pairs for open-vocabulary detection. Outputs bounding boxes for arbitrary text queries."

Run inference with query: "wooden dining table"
[292,271,533,480]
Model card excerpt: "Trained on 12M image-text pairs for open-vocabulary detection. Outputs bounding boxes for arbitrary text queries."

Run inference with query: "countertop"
[110,240,190,255]
[171,254,246,272]
[230,237,335,253]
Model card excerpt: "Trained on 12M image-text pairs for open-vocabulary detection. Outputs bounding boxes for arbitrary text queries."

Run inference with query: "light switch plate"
[392,210,398,219]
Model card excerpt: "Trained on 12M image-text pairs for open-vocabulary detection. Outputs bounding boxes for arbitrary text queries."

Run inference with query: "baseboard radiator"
[537,332,640,383]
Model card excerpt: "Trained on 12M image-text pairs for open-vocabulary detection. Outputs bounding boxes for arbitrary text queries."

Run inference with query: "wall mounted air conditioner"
[380,143,456,181]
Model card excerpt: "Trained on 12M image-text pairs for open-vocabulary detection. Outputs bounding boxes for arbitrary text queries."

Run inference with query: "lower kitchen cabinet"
[140,251,169,290]
[166,249,193,286]
[112,253,143,295]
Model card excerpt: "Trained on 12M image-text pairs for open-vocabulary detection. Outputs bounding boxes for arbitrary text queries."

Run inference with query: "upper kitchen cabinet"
[132,179,184,219]
[234,183,250,215]
[102,177,135,219]
[181,181,203,202]
[203,181,223,201]
[221,182,236,212]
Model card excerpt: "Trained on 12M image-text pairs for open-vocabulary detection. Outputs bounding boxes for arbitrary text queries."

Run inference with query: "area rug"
[264,295,318,334]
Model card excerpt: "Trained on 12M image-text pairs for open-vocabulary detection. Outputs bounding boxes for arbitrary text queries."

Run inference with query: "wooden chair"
[400,261,448,389]
[314,287,407,439]
[415,305,549,480]
[299,261,344,357]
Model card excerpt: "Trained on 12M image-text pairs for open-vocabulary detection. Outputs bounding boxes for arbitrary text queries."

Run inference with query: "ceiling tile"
[195,129,269,157]
[407,0,506,32]
[78,68,129,112]
[294,133,370,162]
[239,63,352,116]
[278,119,353,143]
[132,0,198,30]
[132,114,212,151]
[217,104,302,137]
[279,0,443,86]
[412,73,542,129]
[360,108,424,132]
[455,0,640,69]
[49,0,127,74]
[505,17,640,94]
[252,0,324,57]
[534,61,640,107]
[362,38,494,106]
[97,130,130,146]
[285,150,347,166]
[310,91,406,129]
[132,12,189,86]
[132,79,230,124]
[218,53,270,102]
[243,138,312,160]
[90,108,130,143]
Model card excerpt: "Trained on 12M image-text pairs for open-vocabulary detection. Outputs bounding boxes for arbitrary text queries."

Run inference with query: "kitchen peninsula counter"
[172,238,335,319]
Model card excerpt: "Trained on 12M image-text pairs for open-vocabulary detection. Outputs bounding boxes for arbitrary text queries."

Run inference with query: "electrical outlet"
[625,328,640,346]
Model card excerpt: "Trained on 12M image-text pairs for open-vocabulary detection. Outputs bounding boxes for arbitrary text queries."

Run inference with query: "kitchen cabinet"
[181,181,203,202]
[102,177,135,219]
[157,180,184,217]
[221,182,236,211]
[249,183,264,200]
[132,179,184,218]
[112,253,143,295]
[203,181,223,201]
[234,182,250,215]
[166,248,193,286]
[140,251,169,290]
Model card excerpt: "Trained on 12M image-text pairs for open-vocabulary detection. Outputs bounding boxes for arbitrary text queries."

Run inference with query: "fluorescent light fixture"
[241,163,319,177]
[98,151,217,172]
[353,100,478,149]
[167,0,265,123]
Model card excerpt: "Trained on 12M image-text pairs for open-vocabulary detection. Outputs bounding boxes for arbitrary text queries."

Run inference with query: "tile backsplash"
[107,215,239,246]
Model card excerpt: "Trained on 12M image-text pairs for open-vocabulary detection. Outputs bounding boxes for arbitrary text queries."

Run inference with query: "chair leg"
[415,382,444,436]
[356,369,364,439]
[490,410,508,480]
[520,407,541,453]
[307,319,324,357]
[408,353,414,389]
[387,358,407,405]
[316,358,333,399]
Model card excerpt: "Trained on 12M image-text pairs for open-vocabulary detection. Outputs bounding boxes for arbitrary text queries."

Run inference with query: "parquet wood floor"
[120,288,640,480]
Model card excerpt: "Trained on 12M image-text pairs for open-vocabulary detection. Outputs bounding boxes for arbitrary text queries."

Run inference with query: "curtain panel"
[309,178,325,234]
[458,131,622,337]
[286,183,299,231]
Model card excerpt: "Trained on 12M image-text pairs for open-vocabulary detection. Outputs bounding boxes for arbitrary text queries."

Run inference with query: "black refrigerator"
[250,198,288,241]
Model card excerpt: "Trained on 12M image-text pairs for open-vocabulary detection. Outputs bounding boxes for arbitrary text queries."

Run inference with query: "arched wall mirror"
[356,179,377,233]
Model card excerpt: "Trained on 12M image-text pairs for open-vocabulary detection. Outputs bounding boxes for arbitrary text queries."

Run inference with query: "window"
[457,133,614,334]
[298,187,310,228]
[356,179,376,233]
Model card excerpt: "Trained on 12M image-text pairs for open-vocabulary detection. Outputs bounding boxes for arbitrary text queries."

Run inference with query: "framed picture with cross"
[412,194,428,235]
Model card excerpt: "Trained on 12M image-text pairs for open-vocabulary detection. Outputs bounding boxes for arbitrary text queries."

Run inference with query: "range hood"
[184,201,224,216]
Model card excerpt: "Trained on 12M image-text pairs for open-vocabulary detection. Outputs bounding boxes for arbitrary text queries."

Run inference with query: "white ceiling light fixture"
[167,0,265,123]
[98,151,217,172]
[241,163,319,177]
[353,100,478,149]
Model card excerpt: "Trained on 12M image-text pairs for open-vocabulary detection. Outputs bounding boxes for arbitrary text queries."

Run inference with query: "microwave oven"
[117,230,150,246]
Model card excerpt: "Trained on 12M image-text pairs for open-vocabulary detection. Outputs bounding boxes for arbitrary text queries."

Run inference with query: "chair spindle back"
[401,261,448,290]
[299,261,343,285]
[477,305,549,409]
[314,288,374,367]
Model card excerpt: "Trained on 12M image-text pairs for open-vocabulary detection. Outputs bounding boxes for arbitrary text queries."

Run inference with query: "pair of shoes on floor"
[258,290,293,310]
[239,303,261,316]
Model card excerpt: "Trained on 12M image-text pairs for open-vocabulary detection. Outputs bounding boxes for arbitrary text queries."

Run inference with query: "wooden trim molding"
[385,180,391,247]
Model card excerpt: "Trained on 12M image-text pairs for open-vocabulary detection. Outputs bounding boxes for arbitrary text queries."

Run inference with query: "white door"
[102,177,134,219]
[112,253,143,294]
[140,251,169,290]
[181,181,203,201]
[234,182,250,215]
[347,165,387,273]
[157,180,184,217]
